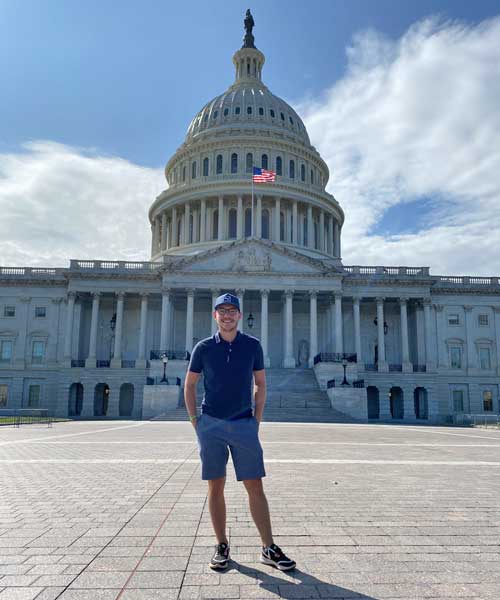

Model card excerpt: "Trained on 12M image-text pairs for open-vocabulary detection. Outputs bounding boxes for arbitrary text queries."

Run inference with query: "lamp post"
[160,353,168,383]
[341,358,349,386]
[247,312,254,329]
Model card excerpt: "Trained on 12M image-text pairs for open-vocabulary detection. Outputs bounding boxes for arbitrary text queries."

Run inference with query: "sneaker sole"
[209,560,229,570]
[260,555,296,571]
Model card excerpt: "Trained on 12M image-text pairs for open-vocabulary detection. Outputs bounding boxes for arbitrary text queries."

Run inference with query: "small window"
[289,116,294,125]
[280,112,285,121]
[3,306,15,317]
[191,161,197,179]
[32,341,45,364]
[216,154,223,175]
[270,109,275,118]
[453,390,464,412]
[247,106,252,115]
[301,164,306,182]
[28,384,40,408]
[231,153,238,174]
[261,154,268,169]
[182,166,186,182]
[35,306,46,318]
[0,384,7,408]
[203,157,209,177]
[235,106,241,115]
[0,341,13,363]
[478,314,489,326]
[276,156,282,176]
[310,169,314,184]
[479,347,491,370]
[246,153,253,173]
[450,347,462,369]
[448,314,460,326]
[213,110,218,119]
[223,108,229,116]
[483,390,493,412]
[289,160,295,179]
[258,107,264,116]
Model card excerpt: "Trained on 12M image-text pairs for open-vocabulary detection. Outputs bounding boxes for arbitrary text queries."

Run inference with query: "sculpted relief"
[232,247,272,272]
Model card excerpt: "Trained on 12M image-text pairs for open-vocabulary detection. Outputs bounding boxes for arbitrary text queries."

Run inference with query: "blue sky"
[1,0,500,272]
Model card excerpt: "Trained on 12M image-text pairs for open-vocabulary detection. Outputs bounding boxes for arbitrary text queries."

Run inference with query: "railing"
[353,380,365,388]
[413,364,427,373]
[150,350,191,361]
[69,260,161,272]
[344,266,430,276]
[71,360,85,368]
[146,376,182,386]
[327,378,365,389]
[313,353,357,365]
[96,360,110,368]
[453,413,500,427]
[389,364,403,372]
[0,266,64,277]
[435,276,500,286]
[0,408,52,427]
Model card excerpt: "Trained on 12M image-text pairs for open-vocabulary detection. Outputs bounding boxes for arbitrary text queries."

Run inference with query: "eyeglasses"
[216,308,239,316]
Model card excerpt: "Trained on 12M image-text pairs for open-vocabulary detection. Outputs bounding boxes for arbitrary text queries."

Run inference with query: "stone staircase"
[151,368,357,423]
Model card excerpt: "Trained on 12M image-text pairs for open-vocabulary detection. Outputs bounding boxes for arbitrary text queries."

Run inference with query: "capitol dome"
[149,14,344,262]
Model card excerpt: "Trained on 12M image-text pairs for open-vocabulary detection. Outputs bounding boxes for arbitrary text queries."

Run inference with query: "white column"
[376,297,388,371]
[292,200,298,245]
[274,197,280,241]
[218,195,224,241]
[211,289,220,335]
[237,195,243,238]
[493,307,500,375]
[192,208,199,243]
[400,298,412,372]
[353,296,362,366]
[85,292,100,368]
[283,290,295,368]
[111,292,125,368]
[423,299,435,371]
[63,292,76,365]
[171,206,178,247]
[319,211,325,252]
[261,289,270,367]
[328,215,334,255]
[334,220,341,257]
[160,289,171,352]
[256,195,262,238]
[464,305,475,371]
[184,202,190,245]
[185,290,195,353]
[334,294,343,354]
[307,205,314,249]
[236,289,244,332]
[308,291,318,367]
[435,304,446,368]
[161,212,167,251]
[137,293,148,368]
[200,199,206,242]
[155,218,161,253]
[286,206,292,243]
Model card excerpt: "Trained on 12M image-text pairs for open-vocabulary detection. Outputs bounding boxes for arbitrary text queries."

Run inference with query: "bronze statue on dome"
[243,9,256,48]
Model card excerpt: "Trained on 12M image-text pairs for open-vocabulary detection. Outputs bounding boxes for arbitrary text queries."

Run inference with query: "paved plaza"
[1,421,500,599]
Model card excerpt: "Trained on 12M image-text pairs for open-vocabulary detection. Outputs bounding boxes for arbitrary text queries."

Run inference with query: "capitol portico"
[1,13,499,423]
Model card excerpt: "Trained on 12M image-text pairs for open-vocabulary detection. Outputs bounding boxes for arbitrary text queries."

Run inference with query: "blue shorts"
[196,414,266,481]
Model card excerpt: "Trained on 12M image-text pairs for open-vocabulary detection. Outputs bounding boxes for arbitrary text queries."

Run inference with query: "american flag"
[252,167,276,183]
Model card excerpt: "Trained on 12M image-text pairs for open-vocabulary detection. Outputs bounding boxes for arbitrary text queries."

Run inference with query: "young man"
[184,292,296,572]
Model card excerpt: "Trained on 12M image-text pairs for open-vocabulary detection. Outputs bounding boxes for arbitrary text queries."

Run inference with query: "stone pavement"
[1,421,500,599]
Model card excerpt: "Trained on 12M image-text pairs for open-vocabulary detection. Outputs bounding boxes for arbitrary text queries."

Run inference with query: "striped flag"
[252,167,276,183]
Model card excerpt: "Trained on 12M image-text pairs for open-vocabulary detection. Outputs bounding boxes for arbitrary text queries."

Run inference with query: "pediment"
[172,239,333,275]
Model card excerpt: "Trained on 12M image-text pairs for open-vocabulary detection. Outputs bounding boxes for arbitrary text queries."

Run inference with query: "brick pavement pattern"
[1,421,500,599]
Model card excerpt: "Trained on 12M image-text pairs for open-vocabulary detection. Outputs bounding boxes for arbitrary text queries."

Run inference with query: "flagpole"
[251,166,254,237]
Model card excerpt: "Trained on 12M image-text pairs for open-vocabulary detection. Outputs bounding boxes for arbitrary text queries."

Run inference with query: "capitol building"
[1,15,499,423]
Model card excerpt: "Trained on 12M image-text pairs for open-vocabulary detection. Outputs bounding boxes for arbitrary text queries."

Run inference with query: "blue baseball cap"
[214,293,240,311]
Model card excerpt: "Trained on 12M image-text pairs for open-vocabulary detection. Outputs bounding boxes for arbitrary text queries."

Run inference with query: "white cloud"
[0,141,164,267]
[299,16,500,275]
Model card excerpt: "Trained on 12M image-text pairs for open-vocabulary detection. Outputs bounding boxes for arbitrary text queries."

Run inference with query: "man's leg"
[243,478,273,547]
[208,476,228,544]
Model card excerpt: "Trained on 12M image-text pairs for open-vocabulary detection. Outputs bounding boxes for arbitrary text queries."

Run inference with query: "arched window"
[216,154,223,174]
[280,211,285,242]
[231,153,238,173]
[276,156,282,176]
[247,106,252,115]
[223,108,229,116]
[228,209,237,239]
[289,116,294,125]
[191,161,197,179]
[310,169,314,184]
[280,112,285,121]
[244,208,252,237]
[258,107,264,116]
[262,209,270,239]
[289,160,295,179]
[301,164,306,182]
[203,157,209,177]
[213,110,218,119]
[246,152,253,173]
[182,166,186,182]
[270,109,275,118]
[212,210,218,240]
[235,106,241,115]
[261,154,268,169]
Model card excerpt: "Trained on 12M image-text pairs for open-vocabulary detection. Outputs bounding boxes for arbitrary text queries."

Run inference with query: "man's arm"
[253,369,266,424]
[184,370,201,428]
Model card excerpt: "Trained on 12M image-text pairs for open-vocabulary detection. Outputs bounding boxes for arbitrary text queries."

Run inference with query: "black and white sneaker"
[260,544,296,571]
[209,542,230,570]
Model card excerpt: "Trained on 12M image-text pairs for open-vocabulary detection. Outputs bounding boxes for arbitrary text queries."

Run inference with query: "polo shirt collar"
[214,330,241,344]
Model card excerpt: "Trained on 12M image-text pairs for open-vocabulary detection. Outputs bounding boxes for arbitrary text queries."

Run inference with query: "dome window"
[223,108,229,117]
[258,107,264,116]
[203,157,209,177]
[246,153,253,173]
[310,169,314,184]
[247,106,252,115]
[235,106,241,115]
[270,109,275,118]
[276,156,282,176]
[191,161,197,179]
[213,110,218,119]
[280,112,285,121]
[301,164,306,182]
[231,153,238,174]
[261,154,268,169]
[216,154,223,175]
[289,160,295,179]
[289,116,294,125]
[182,166,186,182]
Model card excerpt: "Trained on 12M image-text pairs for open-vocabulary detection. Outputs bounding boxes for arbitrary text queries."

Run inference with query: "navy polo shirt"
[188,331,265,420]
